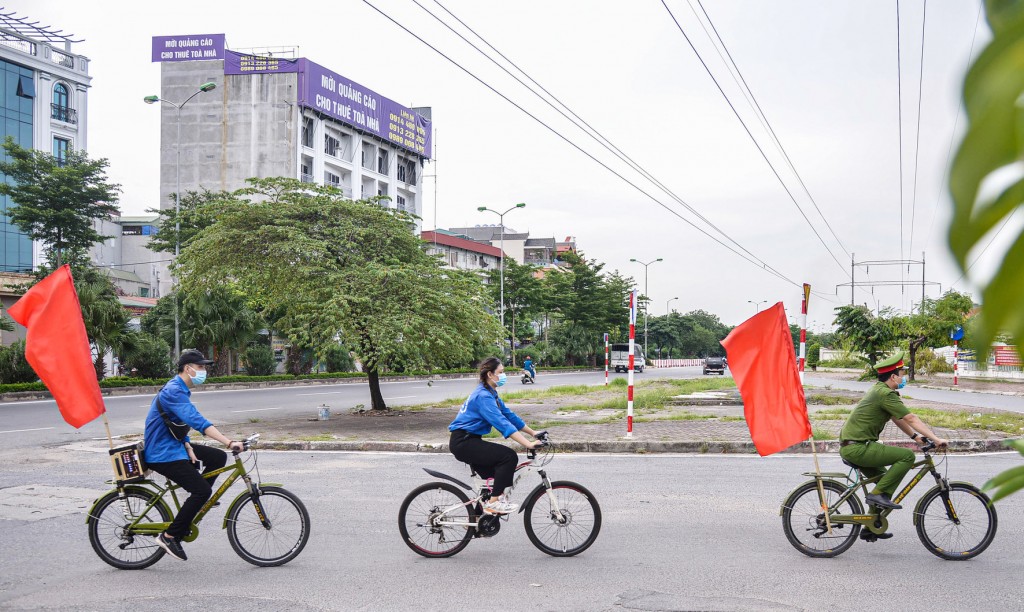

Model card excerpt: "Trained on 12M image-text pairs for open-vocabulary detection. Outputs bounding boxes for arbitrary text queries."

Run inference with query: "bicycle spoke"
[917,485,996,559]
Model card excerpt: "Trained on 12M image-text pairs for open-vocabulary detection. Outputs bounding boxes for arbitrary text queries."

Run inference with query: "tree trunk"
[368,368,387,410]
[908,336,927,381]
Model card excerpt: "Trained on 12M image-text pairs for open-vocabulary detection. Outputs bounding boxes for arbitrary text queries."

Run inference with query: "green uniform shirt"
[839,382,910,442]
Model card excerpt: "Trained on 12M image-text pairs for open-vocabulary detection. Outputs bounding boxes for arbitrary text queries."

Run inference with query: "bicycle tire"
[226,486,310,567]
[915,482,997,560]
[398,482,475,558]
[87,487,172,570]
[781,479,862,558]
[523,480,601,557]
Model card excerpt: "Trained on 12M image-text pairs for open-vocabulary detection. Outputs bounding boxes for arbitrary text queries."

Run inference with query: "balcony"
[51,50,74,69]
[51,104,77,124]
[300,173,315,184]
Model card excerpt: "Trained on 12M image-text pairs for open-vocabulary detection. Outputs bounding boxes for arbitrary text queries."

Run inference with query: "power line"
[690,0,851,259]
[659,0,851,279]
[907,0,928,262]
[360,0,826,295]
[951,208,1019,290]
[419,0,794,288]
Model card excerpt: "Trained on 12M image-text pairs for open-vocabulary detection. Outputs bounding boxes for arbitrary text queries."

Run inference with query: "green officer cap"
[875,351,905,374]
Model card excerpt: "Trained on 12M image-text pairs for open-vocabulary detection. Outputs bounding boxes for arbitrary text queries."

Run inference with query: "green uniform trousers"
[839,440,916,496]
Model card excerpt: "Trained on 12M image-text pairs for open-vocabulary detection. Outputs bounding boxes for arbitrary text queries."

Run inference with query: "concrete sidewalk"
[203,390,1020,455]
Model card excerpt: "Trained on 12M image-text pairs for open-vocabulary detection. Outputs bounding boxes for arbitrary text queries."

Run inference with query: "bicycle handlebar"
[919,436,936,453]
[233,433,261,454]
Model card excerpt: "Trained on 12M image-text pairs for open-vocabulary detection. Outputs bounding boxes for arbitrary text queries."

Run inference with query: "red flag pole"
[799,284,810,385]
[627,290,637,438]
[604,332,609,387]
[953,340,959,386]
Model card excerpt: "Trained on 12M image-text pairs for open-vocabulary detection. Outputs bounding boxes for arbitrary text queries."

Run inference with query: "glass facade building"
[0,58,34,272]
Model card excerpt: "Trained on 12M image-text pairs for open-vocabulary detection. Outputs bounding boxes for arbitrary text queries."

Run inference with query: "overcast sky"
[22,0,1013,329]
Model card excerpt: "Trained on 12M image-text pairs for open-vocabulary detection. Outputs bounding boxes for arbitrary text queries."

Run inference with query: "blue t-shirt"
[449,383,525,438]
[142,376,213,463]
[524,359,534,372]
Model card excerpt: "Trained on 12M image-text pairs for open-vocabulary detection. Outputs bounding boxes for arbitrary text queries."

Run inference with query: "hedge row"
[0,365,597,394]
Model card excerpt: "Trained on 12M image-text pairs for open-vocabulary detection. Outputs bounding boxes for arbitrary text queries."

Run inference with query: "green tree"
[0,340,35,383]
[485,257,544,366]
[119,332,173,379]
[177,178,502,410]
[890,291,974,380]
[242,344,277,376]
[321,344,355,373]
[0,137,120,268]
[0,304,13,332]
[807,343,821,370]
[146,188,233,254]
[832,305,895,366]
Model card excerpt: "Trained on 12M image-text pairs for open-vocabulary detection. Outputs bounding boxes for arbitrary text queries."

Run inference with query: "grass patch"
[248,417,261,423]
[912,408,1024,434]
[805,394,852,406]
[719,416,746,422]
[301,434,335,441]
[812,407,853,420]
[812,427,836,440]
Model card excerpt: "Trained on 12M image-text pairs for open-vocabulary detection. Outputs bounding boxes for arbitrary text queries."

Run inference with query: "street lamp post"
[145,82,217,358]
[747,299,767,314]
[666,297,679,314]
[477,203,526,361]
[630,257,663,359]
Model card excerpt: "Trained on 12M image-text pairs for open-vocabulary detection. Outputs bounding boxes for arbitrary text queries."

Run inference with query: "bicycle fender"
[778,479,846,517]
[221,482,283,529]
[422,468,472,491]
[85,485,170,525]
[517,483,548,514]
[911,480,979,527]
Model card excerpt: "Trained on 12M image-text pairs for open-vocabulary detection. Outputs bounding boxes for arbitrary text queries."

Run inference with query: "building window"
[325,171,341,187]
[396,194,406,212]
[301,117,314,148]
[449,252,458,267]
[16,74,34,98]
[121,225,143,236]
[325,133,340,157]
[51,83,76,123]
[139,287,150,298]
[377,149,389,174]
[52,137,70,166]
[404,159,416,183]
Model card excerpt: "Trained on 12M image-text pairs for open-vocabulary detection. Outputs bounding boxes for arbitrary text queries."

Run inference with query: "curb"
[253,438,1015,454]
[918,384,1024,397]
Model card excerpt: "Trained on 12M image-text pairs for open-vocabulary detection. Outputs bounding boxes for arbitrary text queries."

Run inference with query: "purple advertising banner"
[152,34,226,62]
[297,59,431,159]
[223,50,300,75]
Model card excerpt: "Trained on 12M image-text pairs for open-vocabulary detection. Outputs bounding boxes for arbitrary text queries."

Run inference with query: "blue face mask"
[897,375,907,390]
[496,373,507,387]
[190,367,208,385]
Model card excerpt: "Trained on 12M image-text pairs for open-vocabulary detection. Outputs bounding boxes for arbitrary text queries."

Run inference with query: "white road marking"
[0,427,54,434]
[230,407,284,413]
[295,391,341,396]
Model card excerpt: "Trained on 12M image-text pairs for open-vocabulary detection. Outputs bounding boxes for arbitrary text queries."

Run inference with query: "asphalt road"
[1,447,1021,611]
[1,368,1020,451]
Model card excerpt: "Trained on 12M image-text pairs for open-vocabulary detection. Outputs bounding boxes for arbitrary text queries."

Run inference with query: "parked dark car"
[703,357,726,376]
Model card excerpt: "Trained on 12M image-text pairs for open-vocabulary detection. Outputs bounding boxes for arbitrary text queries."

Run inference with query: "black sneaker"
[865,492,902,510]
[154,533,187,561]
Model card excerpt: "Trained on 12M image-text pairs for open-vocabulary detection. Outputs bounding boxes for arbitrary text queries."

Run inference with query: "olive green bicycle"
[87,434,310,569]
[780,438,997,560]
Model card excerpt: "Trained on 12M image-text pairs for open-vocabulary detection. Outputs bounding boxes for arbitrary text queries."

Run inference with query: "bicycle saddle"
[841,458,863,471]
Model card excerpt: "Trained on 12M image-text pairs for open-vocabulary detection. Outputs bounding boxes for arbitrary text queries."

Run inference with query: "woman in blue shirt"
[449,357,542,514]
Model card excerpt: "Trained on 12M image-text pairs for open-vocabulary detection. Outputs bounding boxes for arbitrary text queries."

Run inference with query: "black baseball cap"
[178,349,214,369]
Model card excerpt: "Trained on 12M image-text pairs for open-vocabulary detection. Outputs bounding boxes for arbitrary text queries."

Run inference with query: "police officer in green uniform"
[839,351,948,534]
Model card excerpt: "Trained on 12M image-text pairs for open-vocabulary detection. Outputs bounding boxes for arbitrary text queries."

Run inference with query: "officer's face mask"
[896,374,907,389]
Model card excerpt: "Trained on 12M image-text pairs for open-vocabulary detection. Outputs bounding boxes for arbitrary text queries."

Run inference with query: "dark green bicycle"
[781,438,997,560]
[87,433,310,569]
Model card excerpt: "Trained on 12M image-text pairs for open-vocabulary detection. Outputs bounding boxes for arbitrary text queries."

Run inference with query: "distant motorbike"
[521,369,535,384]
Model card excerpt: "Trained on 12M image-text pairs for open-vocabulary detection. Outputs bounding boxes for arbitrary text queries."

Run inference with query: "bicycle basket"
[109,442,147,484]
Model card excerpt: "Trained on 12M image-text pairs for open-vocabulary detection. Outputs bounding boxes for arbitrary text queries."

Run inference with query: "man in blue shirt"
[523,355,536,381]
[143,349,243,561]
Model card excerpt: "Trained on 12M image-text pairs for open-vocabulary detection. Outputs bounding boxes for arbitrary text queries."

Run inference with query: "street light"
[145,82,217,358]
[747,299,767,313]
[630,257,663,358]
[477,202,526,361]
[666,297,679,314]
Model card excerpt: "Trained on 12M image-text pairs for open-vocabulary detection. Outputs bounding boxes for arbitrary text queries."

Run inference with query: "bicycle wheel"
[915,482,997,560]
[781,479,862,558]
[226,486,310,567]
[87,487,172,570]
[399,482,475,558]
[523,481,602,557]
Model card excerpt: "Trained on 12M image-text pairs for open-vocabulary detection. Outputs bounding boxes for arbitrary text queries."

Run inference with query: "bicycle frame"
[100,451,273,542]
[430,452,565,531]
[807,451,955,535]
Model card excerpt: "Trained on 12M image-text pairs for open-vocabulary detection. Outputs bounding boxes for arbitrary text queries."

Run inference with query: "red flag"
[7,265,105,428]
[721,302,810,456]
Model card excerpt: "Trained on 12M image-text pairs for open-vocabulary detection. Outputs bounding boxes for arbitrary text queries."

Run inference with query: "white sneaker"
[483,498,518,515]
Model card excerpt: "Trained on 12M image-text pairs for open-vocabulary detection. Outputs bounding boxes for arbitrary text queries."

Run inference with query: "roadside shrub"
[916,348,954,375]
[820,352,867,369]
[0,340,36,384]
[807,343,821,370]
[321,344,355,373]
[120,333,173,379]
[243,345,277,376]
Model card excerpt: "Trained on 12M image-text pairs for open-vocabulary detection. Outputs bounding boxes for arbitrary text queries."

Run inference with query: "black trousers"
[449,429,518,496]
[147,444,228,540]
